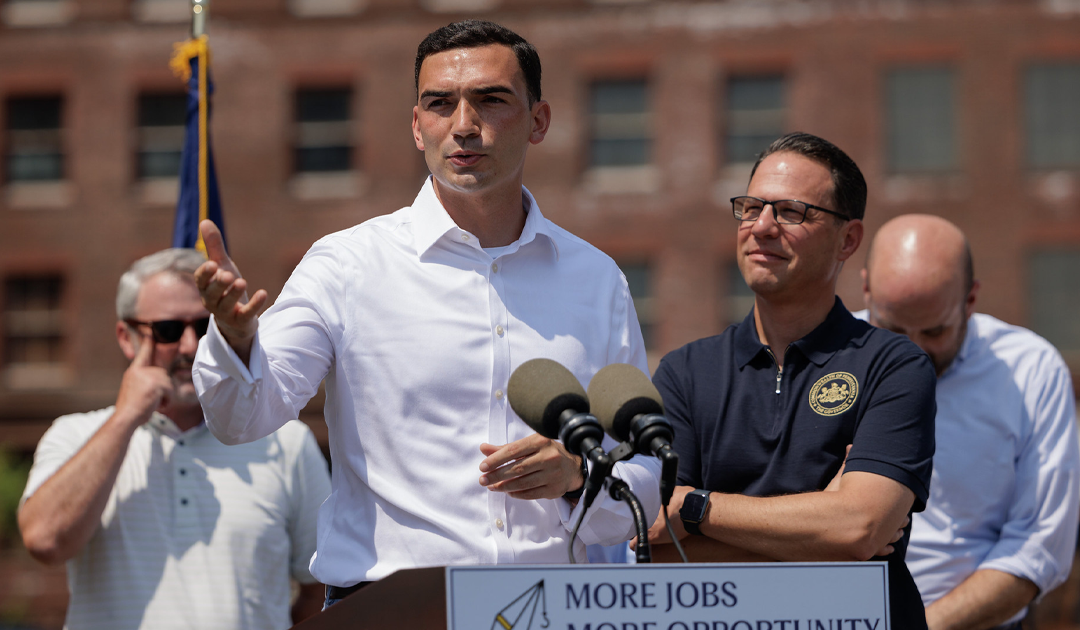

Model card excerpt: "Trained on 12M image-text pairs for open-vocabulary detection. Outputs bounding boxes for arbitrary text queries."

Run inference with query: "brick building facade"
[1,0,1079,626]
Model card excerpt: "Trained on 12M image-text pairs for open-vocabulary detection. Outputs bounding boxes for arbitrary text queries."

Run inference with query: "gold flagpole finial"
[191,0,208,38]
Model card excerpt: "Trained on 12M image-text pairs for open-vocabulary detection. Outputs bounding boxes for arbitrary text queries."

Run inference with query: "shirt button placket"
[174,437,196,530]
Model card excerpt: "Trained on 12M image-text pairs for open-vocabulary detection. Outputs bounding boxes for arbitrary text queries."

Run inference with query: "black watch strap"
[680,489,712,536]
[562,455,588,501]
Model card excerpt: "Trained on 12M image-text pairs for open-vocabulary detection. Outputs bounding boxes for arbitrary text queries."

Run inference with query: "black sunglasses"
[125,317,211,344]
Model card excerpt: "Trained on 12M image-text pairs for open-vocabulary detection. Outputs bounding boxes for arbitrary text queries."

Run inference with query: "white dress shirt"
[22,411,329,630]
[193,178,661,587]
[858,311,1080,621]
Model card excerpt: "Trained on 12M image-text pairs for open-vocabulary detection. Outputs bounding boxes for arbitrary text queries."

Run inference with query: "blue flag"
[170,36,225,254]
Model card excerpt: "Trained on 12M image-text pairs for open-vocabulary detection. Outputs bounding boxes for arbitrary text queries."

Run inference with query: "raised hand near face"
[193,219,267,363]
[114,332,173,427]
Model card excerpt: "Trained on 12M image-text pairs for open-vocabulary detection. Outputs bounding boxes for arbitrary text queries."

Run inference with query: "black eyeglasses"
[125,317,211,344]
[731,196,848,225]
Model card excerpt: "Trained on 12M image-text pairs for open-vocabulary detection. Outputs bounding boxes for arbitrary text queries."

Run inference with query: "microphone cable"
[663,503,689,563]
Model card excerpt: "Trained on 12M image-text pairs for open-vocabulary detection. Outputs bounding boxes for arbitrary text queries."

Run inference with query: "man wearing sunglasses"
[18,249,331,630]
[644,132,937,628]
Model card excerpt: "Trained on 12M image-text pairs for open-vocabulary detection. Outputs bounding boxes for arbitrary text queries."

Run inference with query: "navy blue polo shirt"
[654,297,936,628]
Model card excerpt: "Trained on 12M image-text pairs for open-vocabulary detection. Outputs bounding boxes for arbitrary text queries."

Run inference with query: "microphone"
[507,358,614,501]
[588,363,678,506]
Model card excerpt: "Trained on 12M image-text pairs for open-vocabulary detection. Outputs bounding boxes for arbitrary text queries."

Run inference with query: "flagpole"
[191,0,209,252]
[191,0,207,38]
[171,0,224,254]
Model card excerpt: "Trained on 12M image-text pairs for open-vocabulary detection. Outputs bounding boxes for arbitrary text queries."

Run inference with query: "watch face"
[681,491,708,522]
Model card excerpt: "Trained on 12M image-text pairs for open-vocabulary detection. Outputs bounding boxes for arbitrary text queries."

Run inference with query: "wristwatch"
[680,489,712,536]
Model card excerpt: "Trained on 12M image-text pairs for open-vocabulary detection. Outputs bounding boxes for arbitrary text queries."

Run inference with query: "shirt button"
[180,498,189,506]
[179,468,187,476]
[491,263,498,273]
[496,325,504,337]
[461,233,470,241]
[495,390,504,400]
[177,440,185,447]
[495,518,504,530]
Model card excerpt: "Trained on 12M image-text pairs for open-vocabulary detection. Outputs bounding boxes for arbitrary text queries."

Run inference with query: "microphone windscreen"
[508,358,589,439]
[587,363,664,441]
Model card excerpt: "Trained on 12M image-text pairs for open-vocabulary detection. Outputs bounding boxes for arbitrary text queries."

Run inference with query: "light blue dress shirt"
[860,310,1079,622]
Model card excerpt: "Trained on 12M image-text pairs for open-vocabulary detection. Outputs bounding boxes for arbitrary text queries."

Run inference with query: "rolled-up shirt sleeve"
[978,350,1080,596]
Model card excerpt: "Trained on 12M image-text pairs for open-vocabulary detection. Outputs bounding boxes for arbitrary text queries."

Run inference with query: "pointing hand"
[115,331,173,426]
[193,219,267,362]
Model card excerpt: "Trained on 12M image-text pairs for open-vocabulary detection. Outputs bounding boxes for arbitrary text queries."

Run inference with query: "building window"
[724,260,755,328]
[288,0,366,17]
[724,76,785,165]
[5,96,63,182]
[2,0,76,27]
[1030,250,1080,355]
[294,88,354,174]
[885,67,957,173]
[1025,64,1080,169]
[419,0,496,11]
[588,80,651,168]
[619,262,654,350]
[137,93,186,180]
[131,0,188,23]
[3,275,65,388]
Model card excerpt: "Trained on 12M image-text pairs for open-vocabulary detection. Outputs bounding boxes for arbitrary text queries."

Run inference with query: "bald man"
[861,214,1080,630]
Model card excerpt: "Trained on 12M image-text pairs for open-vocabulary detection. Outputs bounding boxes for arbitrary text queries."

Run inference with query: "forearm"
[18,410,140,564]
[924,570,1037,630]
[699,472,913,562]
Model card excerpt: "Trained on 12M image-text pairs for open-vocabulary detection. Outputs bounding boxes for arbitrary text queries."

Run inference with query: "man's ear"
[964,279,980,319]
[529,100,551,145]
[116,321,137,361]
[412,106,425,151]
[837,219,864,262]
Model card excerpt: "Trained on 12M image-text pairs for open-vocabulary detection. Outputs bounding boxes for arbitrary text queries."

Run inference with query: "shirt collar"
[410,177,560,260]
[145,411,206,440]
[940,314,977,378]
[735,296,859,368]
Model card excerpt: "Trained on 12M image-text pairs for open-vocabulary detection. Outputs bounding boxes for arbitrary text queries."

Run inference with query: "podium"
[292,567,446,630]
[292,562,891,630]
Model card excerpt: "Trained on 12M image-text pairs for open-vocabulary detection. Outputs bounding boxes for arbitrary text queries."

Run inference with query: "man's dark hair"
[415,20,542,105]
[749,132,867,221]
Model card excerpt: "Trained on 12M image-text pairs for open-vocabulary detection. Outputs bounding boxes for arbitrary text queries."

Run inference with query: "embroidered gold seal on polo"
[809,372,859,416]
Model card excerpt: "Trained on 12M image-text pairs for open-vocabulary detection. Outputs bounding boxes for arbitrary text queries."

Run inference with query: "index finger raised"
[132,328,155,366]
[200,220,230,267]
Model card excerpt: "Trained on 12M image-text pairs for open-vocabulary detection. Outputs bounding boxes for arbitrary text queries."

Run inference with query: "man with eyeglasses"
[18,248,331,630]
[645,132,937,628]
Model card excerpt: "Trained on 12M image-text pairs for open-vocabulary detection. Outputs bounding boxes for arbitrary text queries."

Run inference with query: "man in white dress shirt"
[191,20,660,603]
[18,249,331,629]
[861,214,1080,630]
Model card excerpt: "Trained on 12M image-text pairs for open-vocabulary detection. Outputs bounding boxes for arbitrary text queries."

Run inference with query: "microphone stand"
[567,451,615,564]
[562,412,615,564]
[605,477,651,563]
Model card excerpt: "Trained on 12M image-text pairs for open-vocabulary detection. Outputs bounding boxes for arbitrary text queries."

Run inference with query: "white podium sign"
[447,563,889,630]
